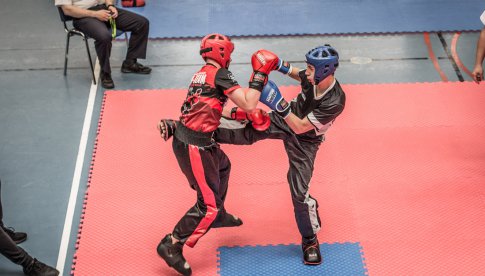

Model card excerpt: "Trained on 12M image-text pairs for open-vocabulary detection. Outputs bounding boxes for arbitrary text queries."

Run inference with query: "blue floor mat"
[120,0,484,38]
[217,242,367,276]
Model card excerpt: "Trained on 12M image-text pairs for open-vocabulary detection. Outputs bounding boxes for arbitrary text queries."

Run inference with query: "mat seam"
[70,92,108,276]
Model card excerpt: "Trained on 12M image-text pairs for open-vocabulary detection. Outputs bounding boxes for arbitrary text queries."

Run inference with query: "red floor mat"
[72,82,485,275]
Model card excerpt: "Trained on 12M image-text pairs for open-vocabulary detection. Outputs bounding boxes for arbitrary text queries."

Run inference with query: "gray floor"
[0,1,481,275]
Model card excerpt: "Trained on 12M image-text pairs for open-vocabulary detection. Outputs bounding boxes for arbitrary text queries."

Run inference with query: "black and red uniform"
[171,64,240,248]
[215,70,345,241]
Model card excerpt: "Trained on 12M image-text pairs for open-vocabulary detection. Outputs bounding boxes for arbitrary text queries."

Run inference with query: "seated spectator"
[55,0,151,89]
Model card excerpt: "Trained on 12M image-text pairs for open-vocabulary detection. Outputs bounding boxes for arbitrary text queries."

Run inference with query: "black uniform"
[171,64,241,248]
[215,70,346,239]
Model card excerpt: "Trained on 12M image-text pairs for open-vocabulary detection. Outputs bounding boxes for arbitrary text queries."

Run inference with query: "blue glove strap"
[275,99,291,119]
[277,59,292,75]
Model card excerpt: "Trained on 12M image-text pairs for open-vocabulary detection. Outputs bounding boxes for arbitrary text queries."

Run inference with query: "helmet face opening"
[305,45,339,84]
[200,33,234,68]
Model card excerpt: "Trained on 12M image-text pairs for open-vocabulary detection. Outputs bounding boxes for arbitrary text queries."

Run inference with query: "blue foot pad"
[217,242,367,276]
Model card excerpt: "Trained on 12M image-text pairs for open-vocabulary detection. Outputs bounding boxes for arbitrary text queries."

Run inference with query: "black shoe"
[302,237,322,265]
[157,234,192,276]
[3,226,27,244]
[121,61,152,74]
[23,258,59,276]
[211,212,243,228]
[100,72,115,89]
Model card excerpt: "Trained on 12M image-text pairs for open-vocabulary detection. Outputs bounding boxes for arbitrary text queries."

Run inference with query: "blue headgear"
[305,45,339,84]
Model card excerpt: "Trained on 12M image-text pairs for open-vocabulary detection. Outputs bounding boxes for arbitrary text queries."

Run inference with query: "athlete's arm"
[216,67,261,113]
[259,80,313,134]
[284,114,314,134]
[274,56,302,82]
[285,65,303,82]
[227,87,261,113]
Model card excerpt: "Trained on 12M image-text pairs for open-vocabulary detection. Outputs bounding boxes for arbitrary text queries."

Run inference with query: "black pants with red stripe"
[171,136,231,248]
[215,113,322,240]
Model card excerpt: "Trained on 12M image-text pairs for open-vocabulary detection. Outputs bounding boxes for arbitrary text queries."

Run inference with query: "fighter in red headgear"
[199,33,234,69]
[156,33,267,276]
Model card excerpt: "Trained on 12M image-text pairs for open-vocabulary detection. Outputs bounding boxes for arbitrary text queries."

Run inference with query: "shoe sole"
[121,69,151,74]
[304,260,322,265]
[14,237,27,244]
[157,244,191,275]
[101,82,115,89]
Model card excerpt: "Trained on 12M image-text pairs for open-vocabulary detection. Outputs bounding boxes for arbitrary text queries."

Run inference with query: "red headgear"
[200,33,234,68]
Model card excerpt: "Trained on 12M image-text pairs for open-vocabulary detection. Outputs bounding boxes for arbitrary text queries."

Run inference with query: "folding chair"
[57,7,129,84]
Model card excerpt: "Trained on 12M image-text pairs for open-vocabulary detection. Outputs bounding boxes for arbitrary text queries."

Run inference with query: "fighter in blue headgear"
[305,44,339,84]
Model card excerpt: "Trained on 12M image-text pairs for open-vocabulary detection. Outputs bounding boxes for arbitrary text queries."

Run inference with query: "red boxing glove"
[230,107,270,131]
[247,109,271,131]
[251,49,279,74]
[249,49,280,92]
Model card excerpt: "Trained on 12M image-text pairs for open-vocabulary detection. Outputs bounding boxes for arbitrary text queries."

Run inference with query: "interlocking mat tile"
[72,82,485,275]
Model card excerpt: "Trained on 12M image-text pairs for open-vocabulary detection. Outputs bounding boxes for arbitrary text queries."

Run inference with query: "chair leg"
[64,34,71,76]
[84,38,96,85]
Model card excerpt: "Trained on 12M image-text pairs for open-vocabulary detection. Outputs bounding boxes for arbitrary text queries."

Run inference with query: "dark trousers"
[0,180,33,267]
[215,113,322,239]
[73,5,149,73]
[171,137,232,248]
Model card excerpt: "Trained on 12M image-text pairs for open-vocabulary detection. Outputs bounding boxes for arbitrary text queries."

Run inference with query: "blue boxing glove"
[260,80,291,118]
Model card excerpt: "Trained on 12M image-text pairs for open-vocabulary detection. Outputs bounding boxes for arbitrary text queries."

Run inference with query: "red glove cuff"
[249,71,268,92]
[230,107,249,121]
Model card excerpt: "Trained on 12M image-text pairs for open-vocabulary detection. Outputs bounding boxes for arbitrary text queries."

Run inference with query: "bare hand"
[472,64,483,84]
[108,6,118,18]
[94,9,112,21]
